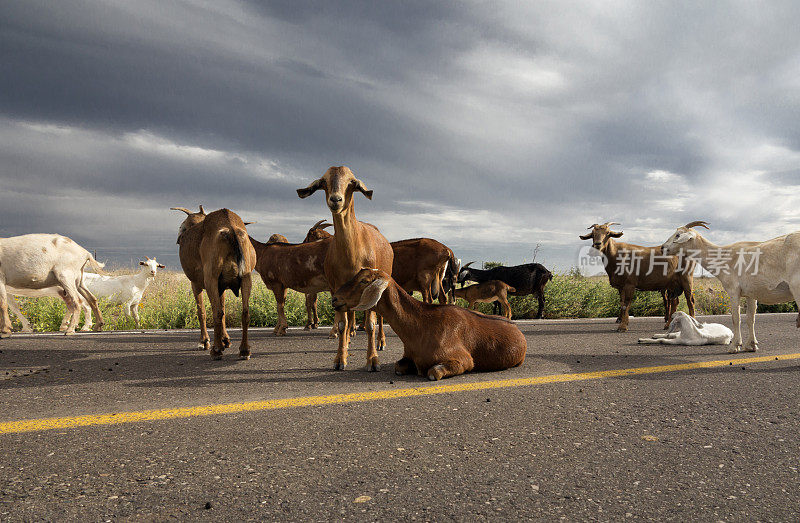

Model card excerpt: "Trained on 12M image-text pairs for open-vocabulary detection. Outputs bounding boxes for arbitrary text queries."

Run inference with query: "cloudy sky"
[2,1,799,271]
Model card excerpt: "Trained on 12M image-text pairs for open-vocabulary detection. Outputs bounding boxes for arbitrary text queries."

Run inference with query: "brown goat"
[391,238,459,304]
[303,220,333,243]
[267,233,289,244]
[297,166,394,371]
[172,206,257,359]
[250,235,330,335]
[332,269,527,380]
[454,280,516,319]
[580,222,695,332]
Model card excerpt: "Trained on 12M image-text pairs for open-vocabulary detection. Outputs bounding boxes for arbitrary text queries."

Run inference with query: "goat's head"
[303,220,333,243]
[296,166,372,215]
[171,205,206,244]
[661,221,709,256]
[456,261,476,284]
[331,268,390,312]
[267,233,289,244]
[139,257,165,277]
[579,222,623,251]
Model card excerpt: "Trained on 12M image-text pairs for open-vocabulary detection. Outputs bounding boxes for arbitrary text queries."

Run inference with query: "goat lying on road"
[454,280,515,319]
[332,268,527,380]
[638,311,733,346]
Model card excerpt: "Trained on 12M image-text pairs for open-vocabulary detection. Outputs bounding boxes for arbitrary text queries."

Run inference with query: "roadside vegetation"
[7,270,797,333]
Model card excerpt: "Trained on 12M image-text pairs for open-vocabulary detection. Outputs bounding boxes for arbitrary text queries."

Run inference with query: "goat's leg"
[744,297,758,352]
[58,290,72,332]
[55,277,83,335]
[207,289,225,360]
[238,273,252,360]
[394,356,417,375]
[0,280,12,338]
[684,286,696,317]
[304,293,318,330]
[376,313,386,350]
[728,291,742,353]
[617,285,635,332]
[536,289,545,319]
[333,309,349,370]
[191,281,209,350]
[76,278,103,332]
[130,302,141,328]
[661,291,670,327]
[218,291,231,348]
[273,286,288,336]
[501,297,512,319]
[349,310,358,337]
[79,300,92,331]
[363,309,380,371]
[615,289,624,323]
[6,295,33,333]
[427,351,475,381]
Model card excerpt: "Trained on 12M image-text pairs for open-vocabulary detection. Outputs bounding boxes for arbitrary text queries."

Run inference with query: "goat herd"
[1,166,799,380]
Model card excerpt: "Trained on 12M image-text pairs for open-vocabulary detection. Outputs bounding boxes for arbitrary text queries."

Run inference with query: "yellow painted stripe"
[2,352,798,435]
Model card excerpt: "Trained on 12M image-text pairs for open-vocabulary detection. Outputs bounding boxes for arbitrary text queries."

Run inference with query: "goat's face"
[331,268,390,312]
[171,206,206,244]
[579,223,623,252]
[296,166,373,214]
[139,257,165,277]
[661,221,708,255]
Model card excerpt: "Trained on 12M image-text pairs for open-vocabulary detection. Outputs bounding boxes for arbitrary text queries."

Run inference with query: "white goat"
[79,257,165,329]
[6,257,164,332]
[638,311,733,345]
[0,234,104,336]
[661,221,800,352]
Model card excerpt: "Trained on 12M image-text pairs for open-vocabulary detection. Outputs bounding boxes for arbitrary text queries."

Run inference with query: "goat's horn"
[311,219,327,229]
[586,224,598,230]
[462,261,475,270]
[170,207,192,215]
[198,205,205,215]
[604,222,621,227]
[684,220,710,229]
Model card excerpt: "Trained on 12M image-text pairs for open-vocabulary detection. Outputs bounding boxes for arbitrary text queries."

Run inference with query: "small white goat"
[6,257,164,332]
[0,234,104,336]
[638,311,733,345]
[80,257,165,329]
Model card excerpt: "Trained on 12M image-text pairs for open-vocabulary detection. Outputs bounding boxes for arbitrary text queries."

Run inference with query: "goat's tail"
[221,227,250,277]
[84,253,107,275]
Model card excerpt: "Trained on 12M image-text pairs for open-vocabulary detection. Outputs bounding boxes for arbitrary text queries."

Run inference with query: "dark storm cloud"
[1,1,799,269]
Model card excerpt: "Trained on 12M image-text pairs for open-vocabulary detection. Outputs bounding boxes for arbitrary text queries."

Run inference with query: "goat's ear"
[157,264,166,269]
[353,278,389,311]
[579,232,593,240]
[353,179,373,200]
[609,231,623,238]
[243,221,255,226]
[297,178,325,198]
[139,261,146,266]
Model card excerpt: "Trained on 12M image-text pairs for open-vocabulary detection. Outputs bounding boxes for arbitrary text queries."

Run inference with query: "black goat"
[457,262,553,319]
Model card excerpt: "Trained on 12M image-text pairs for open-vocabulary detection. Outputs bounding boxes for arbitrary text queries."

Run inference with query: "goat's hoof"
[311,324,319,330]
[616,326,628,332]
[746,343,759,352]
[334,362,347,371]
[64,330,75,336]
[80,326,91,332]
[22,328,34,334]
[58,326,69,332]
[378,343,385,351]
[364,361,380,372]
[238,353,250,360]
[210,350,223,360]
[663,323,670,330]
[304,325,311,331]
[222,337,231,348]
[427,364,445,381]
[92,323,103,332]
[729,345,742,354]
[0,331,12,339]
[197,340,210,351]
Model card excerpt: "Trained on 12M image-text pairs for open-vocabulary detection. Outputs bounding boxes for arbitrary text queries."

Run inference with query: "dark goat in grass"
[457,262,552,319]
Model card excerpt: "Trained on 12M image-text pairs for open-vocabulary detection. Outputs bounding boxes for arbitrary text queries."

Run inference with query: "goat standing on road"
[172,206,257,360]
[297,166,394,371]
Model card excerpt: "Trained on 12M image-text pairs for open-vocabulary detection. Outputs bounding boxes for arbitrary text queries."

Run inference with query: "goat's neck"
[134,267,154,287]
[331,203,359,249]
[375,282,423,342]
[602,238,620,259]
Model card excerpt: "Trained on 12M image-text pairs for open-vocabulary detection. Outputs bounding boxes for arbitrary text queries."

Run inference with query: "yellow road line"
[2,352,798,435]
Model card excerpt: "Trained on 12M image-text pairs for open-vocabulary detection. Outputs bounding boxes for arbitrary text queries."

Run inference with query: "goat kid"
[454,280,516,319]
[332,269,527,380]
[638,311,733,346]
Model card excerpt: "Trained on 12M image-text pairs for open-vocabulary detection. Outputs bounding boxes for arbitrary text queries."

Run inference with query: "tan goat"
[172,206,256,360]
[303,220,333,243]
[297,166,393,371]
[454,280,516,319]
[391,238,458,304]
[250,235,330,335]
[332,269,527,380]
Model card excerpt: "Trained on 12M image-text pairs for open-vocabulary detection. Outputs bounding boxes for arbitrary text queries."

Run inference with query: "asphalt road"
[1,313,799,520]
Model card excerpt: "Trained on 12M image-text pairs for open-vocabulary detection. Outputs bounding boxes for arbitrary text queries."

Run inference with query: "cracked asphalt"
[1,313,799,520]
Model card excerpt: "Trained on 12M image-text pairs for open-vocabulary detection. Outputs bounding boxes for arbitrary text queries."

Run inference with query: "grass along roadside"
[6,271,797,333]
